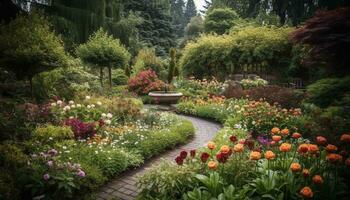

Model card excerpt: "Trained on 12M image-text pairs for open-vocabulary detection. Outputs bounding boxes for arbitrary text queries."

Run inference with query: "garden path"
[97,114,221,200]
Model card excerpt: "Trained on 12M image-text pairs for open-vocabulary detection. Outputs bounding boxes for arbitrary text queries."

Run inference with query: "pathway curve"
[97,115,221,200]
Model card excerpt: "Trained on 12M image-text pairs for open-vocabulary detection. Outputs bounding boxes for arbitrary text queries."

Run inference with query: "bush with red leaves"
[127,69,167,95]
[223,85,304,108]
[64,118,96,139]
[291,7,350,75]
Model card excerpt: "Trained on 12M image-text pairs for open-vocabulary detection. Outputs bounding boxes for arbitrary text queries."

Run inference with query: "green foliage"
[306,76,350,108]
[76,28,131,87]
[184,16,204,41]
[137,120,195,159]
[0,12,67,91]
[33,60,100,102]
[167,48,176,83]
[180,26,293,80]
[32,125,74,143]
[184,0,197,24]
[132,48,164,75]
[204,8,239,35]
[138,161,199,199]
[112,68,128,85]
[171,0,186,37]
[240,76,268,89]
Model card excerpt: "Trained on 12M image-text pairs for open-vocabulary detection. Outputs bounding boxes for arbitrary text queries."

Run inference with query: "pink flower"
[77,169,86,177]
[47,160,54,168]
[43,173,50,181]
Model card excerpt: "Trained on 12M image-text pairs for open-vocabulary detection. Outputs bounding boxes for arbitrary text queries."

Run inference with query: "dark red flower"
[200,152,210,163]
[175,156,183,165]
[64,118,96,139]
[216,152,228,163]
[245,139,255,150]
[180,151,188,159]
[190,150,196,158]
[229,135,237,143]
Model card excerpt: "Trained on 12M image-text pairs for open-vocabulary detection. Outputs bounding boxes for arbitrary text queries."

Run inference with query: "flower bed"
[0,96,194,199]
[138,97,350,199]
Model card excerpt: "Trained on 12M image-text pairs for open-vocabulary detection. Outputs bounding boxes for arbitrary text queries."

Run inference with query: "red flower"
[229,135,237,143]
[98,119,105,127]
[175,156,183,165]
[216,152,228,163]
[200,152,210,163]
[180,151,188,159]
[245,139,255,150]
[190,150,196,158]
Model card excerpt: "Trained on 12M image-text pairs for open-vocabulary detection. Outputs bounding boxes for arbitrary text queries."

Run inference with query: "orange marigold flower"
[345,158,350,166]
[326,153,343,164]
[298,144,309,154]
[220,145,230,154]
[292,132,302,139]
[300,186,313,198]
[325,144,338,153]
[290,163,301,172]
[302,169,310,178]
[340,134,350,142]
[207,141,216,150]
[208,161,218,170]
[281,128,289,136]
[264,150,276,160]
[308,144,319,154]
[272,135,282,142]
[312,175,324,184]
[250,151,261,160]
[279,143,292,152]
[271,127,280,134]
[316,136,327,146]
[233,143,244,153]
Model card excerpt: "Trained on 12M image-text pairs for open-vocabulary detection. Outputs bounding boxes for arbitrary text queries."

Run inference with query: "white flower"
[71,104,76,108]
[85,96,91,100]
[91,104,95,108]
[101,113,107,118]
[69,100,74,105]
[51,103,57,107]
[63,106,71,111]
[97,101,102,106]
[57,100,63,105]
[87,105,91,109]
[77,104,82,108]
[107,113,113,118]
[105,119,111,125]
[69,116,74,119]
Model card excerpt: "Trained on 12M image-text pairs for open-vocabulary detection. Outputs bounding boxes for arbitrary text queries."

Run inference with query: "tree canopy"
[76,28,130,87]
[0,11,67,94]
[204,8,239,35]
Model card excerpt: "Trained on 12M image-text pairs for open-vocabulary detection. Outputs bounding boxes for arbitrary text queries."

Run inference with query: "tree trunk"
[108,67,112,88]
[100,67,104,87]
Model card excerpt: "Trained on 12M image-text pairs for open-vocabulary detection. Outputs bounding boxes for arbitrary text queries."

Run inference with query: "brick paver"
[97,115,221,200]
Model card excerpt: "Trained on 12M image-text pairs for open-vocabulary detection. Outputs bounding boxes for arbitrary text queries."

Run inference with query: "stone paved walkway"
[97,115,221,200]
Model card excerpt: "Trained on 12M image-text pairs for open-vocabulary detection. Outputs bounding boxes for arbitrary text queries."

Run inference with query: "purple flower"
[43,173,50,181]
[47,161,54,168]
[257,135,270,146]
[77,169,86,177]
[48,149,58,156]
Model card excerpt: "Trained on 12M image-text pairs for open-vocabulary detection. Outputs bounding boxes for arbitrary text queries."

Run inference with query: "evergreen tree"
[200,0,212,14]
[184,0,197,25]
[125,0,175,56]
[171,0,186,37]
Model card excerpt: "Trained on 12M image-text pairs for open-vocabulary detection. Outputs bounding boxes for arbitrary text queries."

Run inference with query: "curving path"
[97,115,221,200]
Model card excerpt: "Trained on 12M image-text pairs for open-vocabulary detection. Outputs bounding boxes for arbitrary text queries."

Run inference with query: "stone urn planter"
[148,91,183,104]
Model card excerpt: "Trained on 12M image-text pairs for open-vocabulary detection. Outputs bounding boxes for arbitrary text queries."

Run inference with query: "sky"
[194,0,206,12]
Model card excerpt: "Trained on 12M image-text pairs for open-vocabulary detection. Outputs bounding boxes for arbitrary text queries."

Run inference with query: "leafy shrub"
[33,62,100,102]
[174,78,224,98]
[180,26,292,80]
[112,68,128,85]
[127,69,166,95]
[132,48,164,75]
[306,76,350,108]
[138,161,199,199]
[204,8,239,35]
[240,77,268,89]
[64,119,96,139]
[224,85,304,108]
[32,125,74,142]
